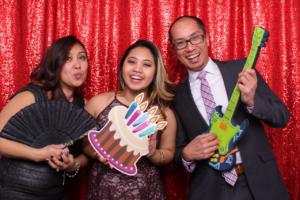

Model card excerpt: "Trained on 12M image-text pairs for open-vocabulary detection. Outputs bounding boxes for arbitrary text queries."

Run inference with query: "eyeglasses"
[173,35,205,50]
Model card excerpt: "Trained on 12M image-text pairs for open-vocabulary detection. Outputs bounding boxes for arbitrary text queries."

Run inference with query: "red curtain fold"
[0,0,299,199]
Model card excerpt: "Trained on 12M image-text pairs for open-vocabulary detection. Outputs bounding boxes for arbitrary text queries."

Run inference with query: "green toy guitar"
[202,27,270,171]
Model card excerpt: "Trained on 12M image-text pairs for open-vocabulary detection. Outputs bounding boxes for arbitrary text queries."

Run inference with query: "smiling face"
[122,46,156,94]
[171,17,210,72]
[60,43,88,91]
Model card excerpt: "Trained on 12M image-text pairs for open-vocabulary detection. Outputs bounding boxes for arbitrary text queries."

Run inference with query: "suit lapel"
[180,75,209,129]
[214,59,237,98]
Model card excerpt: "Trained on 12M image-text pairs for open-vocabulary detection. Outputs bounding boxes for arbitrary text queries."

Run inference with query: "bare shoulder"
[156,107,176,135]
[86,91,115,105]
[157,107,175,122]
[159,107,177,145]
[84,91,116,118]
[164,108,176,125]
[165,107,175,118]
[5,90,35,110]
[0,91,35,131]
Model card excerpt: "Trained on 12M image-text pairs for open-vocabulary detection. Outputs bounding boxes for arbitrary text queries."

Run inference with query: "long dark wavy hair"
[30,35,87,100]
[117,40,176,118]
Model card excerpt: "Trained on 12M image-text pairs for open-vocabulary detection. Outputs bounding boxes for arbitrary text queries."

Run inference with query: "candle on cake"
[133,106,158,127]
[127,102,148,126]
[88,92,169,176]
[132,116,160,133]
[138,121,167,137]
[125,93,144,119]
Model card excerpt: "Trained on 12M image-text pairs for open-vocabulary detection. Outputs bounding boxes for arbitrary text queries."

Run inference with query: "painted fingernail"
[51,155,53,159]
[65,152,68,156]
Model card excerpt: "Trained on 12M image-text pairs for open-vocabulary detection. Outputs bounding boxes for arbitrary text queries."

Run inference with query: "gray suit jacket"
[174,58,290,200]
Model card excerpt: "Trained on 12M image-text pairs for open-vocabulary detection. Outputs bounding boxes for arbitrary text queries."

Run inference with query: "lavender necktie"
[197,71,238,186]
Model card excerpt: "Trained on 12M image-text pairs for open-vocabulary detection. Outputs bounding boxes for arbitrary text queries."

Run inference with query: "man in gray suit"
[170,16,290,200]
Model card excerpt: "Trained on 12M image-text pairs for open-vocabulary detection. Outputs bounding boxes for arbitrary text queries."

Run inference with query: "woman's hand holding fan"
[36,143,66,162]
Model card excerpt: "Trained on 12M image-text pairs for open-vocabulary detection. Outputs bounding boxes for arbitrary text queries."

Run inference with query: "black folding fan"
[0,100,100,148]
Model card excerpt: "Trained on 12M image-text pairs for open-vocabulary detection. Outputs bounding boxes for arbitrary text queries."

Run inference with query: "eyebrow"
[68,51,86,54]
[173,31,202,43]
[143,59,153,63]
[127,56,153,63]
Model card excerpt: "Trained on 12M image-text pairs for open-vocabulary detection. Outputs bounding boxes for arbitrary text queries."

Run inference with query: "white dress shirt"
[188,58,242,164]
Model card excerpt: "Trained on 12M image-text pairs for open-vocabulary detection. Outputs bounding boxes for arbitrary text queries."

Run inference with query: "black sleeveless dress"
[0,84,84,200]
[86,95,166,200]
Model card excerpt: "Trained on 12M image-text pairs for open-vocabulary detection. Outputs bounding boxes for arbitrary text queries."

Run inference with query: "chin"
[129,87,144,93]
[127,85,148,93]
[74,82,84,88]
[186,63,204,72]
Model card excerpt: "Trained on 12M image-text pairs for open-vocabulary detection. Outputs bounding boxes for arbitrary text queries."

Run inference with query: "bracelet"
[158,150,166,164]
[62,161,80,185]
[66,161,80,178]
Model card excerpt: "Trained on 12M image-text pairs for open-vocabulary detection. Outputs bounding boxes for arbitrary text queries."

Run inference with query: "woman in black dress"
[0,35,89,200]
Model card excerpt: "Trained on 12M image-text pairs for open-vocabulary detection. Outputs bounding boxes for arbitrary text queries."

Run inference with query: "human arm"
[238,68,290,127]
[0,91,64,162]
[146,108,176,166]
[174,110,218,172]
[82,92,114,168]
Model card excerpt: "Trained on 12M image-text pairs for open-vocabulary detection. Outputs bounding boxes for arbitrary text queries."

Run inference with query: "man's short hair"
[168,16,206,44]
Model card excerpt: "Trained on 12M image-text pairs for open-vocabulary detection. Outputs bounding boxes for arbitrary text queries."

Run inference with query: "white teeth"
[187,53,200,60]
[130,76,142,80]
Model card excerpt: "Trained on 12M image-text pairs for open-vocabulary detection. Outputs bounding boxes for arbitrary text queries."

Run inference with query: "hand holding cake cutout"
[88,93,167,176]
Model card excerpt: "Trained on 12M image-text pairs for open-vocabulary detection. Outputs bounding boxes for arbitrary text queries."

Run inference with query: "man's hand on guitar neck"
[182,133,219,161]
[237,68,258,107]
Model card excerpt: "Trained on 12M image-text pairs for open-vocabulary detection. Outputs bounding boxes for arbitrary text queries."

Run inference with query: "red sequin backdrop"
[0,0,299,199]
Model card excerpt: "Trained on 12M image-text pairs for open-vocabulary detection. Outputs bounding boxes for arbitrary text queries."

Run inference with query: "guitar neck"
[223,27,268,121]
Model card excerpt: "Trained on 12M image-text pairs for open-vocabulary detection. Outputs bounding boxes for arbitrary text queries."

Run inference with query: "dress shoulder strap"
[10,84,46,102]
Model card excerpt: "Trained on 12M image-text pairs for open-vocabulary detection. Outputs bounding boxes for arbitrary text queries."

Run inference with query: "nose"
[74,58,81,69]
[185,40,195,52]
[132,62,142,73]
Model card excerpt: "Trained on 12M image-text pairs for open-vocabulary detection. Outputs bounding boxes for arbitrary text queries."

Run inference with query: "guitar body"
[202,106,248,171]
[201,26,269,171]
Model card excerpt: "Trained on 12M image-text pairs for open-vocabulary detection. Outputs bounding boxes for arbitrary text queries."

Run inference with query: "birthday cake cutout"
[88,93,167,176]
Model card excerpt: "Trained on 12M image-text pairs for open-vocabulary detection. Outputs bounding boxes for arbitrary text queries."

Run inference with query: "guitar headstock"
[252,27,270,47]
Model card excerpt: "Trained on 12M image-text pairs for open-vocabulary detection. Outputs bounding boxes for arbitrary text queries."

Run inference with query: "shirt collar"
[188,58,218,84]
